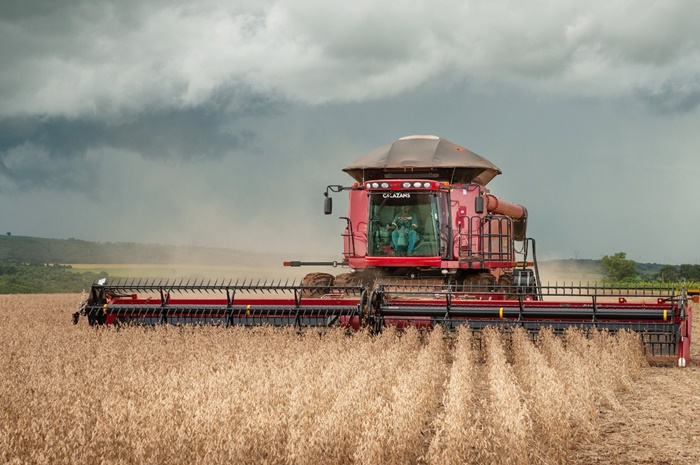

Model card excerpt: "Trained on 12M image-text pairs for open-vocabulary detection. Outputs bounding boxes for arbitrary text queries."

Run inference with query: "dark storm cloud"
[0,111,251,190]
[0,83,282,191]
[1,0,699,263]
[636,78,700,114]
[3,0,700,120]
[0,139,99,192]
[0,111,252,191]
[0,0,285,192]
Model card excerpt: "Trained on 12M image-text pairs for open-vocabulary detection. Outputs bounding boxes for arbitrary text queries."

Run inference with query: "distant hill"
[0,235,669,278]
[0,235,681,294]
[0,235,333,267]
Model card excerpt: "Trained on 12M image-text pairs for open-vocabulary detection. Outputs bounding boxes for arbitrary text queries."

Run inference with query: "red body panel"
[345,189,369,259]
[110,296,360,307]
[365,256,442,267]
[450,184,481,260]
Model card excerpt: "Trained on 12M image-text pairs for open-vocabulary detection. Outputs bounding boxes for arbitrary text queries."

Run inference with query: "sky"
[1,0,699,265]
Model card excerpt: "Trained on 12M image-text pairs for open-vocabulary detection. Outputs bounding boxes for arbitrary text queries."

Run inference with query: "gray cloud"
[0,111,256,192]
[0,141,98,192]
[0,83,281,191]
[636,78,700,114]
[1,1,699,264]
[2,1,700,120]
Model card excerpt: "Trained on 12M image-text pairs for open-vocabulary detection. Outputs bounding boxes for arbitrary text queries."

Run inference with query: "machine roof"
[342,135,502,185]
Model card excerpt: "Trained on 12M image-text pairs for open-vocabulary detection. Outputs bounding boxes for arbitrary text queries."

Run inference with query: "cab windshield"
[367,192,440,257]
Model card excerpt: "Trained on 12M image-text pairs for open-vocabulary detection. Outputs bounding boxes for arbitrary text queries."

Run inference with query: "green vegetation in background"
[0,263,107,294]
[596,252,700,294]
[600,252,638,282]
[0,235,294,266]
[655,264,700,282]
[2,235,699,293]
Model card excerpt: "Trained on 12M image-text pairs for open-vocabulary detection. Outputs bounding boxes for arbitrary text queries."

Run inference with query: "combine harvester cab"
[315,134,538,291]
[76,135,693,366]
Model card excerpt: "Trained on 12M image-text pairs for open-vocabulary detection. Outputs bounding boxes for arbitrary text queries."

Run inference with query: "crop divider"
[159,288,170,325]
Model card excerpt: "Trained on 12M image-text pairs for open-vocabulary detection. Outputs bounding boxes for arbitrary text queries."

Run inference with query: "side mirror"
[474,196,484,214]
[324,196,333,215]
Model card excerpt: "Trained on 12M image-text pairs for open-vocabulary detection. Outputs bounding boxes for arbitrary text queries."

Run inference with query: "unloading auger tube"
[76,277,693,366]
[485,193,528,241]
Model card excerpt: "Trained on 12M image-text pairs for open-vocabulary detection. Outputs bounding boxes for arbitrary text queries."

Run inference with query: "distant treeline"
[0,235,287,266]
[1,235,697,294]
[0,263,106,294]
[538,258,680,281]
[656,264,700,282]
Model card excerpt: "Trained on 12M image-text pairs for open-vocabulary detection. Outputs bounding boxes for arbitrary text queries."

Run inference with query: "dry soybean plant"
[0,295,646,465]
[511,328,571,464]
[427,327,484,465]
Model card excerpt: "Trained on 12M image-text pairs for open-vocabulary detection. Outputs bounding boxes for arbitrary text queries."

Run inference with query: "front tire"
[301,272,335,297]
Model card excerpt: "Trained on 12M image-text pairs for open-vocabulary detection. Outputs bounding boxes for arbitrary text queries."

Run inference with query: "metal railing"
[457,215,514,262]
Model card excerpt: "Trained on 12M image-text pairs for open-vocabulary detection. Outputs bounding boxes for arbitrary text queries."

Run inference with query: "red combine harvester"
[76,135,693,366]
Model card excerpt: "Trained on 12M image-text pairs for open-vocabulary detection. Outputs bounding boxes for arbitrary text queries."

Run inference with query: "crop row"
[0,295,644,465]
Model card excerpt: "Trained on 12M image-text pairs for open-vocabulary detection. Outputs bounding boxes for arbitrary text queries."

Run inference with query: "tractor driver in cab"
[388,205,420,255]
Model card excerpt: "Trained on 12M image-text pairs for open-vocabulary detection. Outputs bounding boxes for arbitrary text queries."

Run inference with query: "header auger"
[76,277,367,328]
[76,135,692,366]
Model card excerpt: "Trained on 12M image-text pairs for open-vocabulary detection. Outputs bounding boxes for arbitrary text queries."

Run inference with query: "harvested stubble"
[0,294,646,465]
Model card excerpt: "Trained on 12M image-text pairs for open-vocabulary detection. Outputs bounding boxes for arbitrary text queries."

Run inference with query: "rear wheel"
[498,274,515,299]
[333,272,364,288]
[463,272,497,291]
[301,272,335,297]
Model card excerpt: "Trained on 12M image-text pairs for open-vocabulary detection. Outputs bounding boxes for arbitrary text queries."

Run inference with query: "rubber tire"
[301,272,335,297]
[498,274,515,299]
[333,272,363,287]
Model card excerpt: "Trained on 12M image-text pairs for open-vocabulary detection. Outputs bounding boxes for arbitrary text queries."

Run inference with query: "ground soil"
[570,302,700,465]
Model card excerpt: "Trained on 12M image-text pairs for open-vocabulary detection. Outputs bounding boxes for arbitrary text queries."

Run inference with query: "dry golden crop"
[0,294,650,465]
